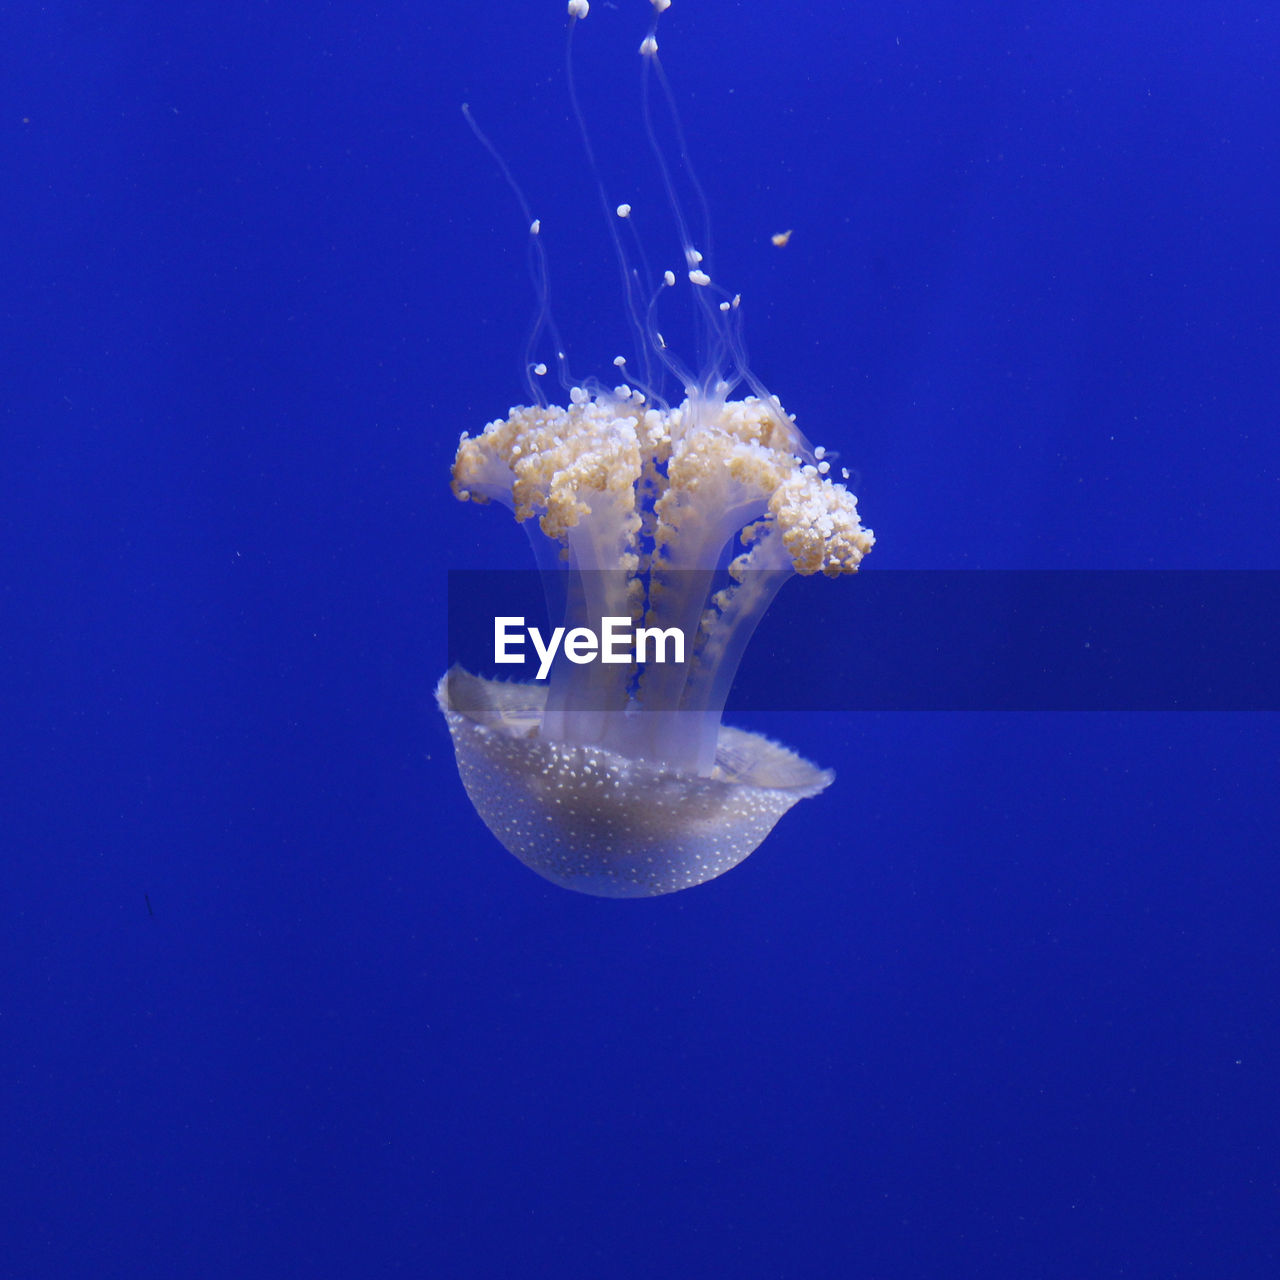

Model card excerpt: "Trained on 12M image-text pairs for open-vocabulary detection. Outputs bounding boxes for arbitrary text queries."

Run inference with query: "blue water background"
[3,1,1277,1275]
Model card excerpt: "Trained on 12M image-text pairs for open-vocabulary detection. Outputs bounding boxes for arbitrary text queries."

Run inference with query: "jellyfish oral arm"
[451,390,874,778]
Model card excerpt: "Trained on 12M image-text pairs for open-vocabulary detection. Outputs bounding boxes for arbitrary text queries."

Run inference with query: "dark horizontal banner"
[446,570,1279,711]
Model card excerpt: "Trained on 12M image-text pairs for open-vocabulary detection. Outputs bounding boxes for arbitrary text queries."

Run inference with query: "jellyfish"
[437,0,874,897]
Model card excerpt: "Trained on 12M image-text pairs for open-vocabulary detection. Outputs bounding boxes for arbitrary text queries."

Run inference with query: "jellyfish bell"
[437,667,833,899]
[438,0,874,897]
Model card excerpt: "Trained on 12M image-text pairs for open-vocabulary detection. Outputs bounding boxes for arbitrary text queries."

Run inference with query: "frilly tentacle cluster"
[454,389,874,579]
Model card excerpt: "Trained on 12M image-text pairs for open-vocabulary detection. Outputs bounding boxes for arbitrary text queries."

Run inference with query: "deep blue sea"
[3,1,1277,1276]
